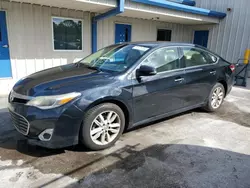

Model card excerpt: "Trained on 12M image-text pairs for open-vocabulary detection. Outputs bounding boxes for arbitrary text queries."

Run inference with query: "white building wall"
[194,0,250,63]
[97,16,193,50]
[0,1,92,95]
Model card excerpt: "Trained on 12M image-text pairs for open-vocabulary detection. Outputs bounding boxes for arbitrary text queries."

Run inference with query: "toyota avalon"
[8,42,235,150]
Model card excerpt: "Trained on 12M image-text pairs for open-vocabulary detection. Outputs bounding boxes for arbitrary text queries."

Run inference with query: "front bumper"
[8,101,83,149]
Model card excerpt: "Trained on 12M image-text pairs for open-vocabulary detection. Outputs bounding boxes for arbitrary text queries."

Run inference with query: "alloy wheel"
[90,111,121,145]
[211,87,224,109]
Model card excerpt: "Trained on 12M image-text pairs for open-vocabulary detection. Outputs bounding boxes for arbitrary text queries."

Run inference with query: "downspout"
[92,0,125,53]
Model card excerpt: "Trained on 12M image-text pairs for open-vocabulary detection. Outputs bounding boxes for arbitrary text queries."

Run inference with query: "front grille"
[9,110,30,135]
[9,90,31,104]
[11,97,29,104]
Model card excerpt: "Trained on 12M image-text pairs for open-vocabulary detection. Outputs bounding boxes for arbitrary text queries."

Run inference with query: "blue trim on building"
[0,11,12,78]
[168,0,195,6]
[92,0,125,53]
[91,20,98,53]
[93,0,124,21]
[131,0,226,18]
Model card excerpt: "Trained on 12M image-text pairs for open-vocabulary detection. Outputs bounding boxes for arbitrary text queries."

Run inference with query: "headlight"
[26,92,81,109]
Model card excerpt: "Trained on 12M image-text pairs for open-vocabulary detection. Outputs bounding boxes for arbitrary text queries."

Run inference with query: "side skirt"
[132,103,205,128]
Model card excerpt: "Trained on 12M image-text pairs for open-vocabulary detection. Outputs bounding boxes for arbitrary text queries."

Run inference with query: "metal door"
[194,30,209,48]
[0,11,11,78]
[115,24,131,44]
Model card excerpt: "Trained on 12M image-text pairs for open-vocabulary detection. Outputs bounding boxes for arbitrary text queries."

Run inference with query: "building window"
[157,29,172,41]
[52,17,82,50]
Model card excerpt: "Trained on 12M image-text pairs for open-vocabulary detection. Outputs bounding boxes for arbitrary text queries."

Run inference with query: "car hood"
[13,63,114,96]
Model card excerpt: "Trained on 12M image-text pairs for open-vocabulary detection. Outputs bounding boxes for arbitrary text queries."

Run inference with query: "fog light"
[38,129,54,141]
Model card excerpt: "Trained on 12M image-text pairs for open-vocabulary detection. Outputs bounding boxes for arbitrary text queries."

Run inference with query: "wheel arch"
[84,97,132,132]
[217,79,228,95]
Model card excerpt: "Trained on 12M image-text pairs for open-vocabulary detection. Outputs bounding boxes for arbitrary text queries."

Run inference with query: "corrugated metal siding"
[97,16,193,50]
[194,0,250,63]
[0,1,91,94]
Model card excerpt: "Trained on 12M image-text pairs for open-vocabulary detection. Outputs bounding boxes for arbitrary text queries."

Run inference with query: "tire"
[80,103,125,150]
[204,83,225,112]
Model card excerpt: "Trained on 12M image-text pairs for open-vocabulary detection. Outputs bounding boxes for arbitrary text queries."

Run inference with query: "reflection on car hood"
[13,63,114,96]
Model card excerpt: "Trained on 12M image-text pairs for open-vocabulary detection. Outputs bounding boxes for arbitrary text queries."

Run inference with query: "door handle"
[2,45,9,48]
[174,78,184,82]
[210,70,216,75]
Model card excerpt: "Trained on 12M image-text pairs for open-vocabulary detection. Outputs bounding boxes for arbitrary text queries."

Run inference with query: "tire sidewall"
[81,103,125,150]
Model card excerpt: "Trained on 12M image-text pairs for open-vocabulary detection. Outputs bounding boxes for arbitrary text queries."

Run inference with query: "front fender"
[74,85,134,127]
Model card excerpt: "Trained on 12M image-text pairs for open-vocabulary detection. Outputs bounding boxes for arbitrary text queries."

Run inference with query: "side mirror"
[136,65,157,77]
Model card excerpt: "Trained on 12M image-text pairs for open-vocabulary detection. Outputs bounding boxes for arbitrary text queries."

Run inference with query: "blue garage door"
[0,11,11,78]
[115,24,131,44]
[194,30,209,48]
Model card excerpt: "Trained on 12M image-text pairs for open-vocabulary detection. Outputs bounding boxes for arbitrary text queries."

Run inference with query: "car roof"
[118,41,197,48]
[117,41,220,57]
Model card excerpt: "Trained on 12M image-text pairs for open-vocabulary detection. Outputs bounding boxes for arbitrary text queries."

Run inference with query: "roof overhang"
[131,0,226,19]
[168,0,196,6]
[9,0,116,13]
[9,0,224,24]
[122,6,219,25]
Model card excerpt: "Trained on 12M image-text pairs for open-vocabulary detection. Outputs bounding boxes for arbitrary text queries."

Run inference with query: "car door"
[132,46,186,123]
[180,46,218,107]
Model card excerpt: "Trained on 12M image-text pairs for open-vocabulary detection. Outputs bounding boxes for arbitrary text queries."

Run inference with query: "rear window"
[181,47,218,67]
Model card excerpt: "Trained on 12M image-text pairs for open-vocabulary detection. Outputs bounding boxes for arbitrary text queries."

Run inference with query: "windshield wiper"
[88,66,99,70]
[84,64,100,71]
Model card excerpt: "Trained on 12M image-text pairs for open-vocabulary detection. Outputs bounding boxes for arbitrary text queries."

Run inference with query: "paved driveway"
[0,87,250,188]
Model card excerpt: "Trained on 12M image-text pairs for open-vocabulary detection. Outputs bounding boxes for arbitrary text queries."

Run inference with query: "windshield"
[79,44,151,72]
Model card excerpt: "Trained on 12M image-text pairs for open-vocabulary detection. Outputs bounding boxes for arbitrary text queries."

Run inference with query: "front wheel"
[80,103,125,150]
[204,83,225,112]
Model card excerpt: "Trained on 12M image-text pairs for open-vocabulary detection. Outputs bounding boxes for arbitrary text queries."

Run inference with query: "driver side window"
[141,47,180,73]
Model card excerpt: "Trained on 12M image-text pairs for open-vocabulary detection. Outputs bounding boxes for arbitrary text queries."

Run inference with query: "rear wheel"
[80,103,125,150]
[204,83,225,112]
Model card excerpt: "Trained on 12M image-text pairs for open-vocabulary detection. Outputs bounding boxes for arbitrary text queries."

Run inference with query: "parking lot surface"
[0,87,250,188]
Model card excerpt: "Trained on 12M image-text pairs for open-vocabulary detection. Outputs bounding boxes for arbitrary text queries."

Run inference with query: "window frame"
[180,46,219,69]
[52,16,84,52]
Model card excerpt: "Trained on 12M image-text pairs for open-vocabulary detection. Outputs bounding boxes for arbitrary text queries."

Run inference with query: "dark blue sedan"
[8,42,235,150]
